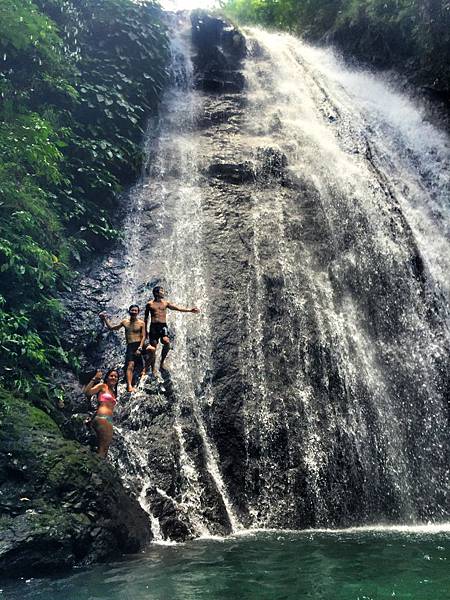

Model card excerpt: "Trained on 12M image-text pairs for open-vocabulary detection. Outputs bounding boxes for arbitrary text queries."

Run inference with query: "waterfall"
[225,28,448,526]
[87,18,449,540]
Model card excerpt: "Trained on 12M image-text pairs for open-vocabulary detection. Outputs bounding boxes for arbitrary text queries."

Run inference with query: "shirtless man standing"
[144,286,199,378]
[99,305,146,393]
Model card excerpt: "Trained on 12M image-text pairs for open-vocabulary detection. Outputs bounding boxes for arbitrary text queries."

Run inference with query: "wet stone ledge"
[207,161,256,183]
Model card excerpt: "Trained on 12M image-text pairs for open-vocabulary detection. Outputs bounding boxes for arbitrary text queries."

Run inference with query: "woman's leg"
[93,418,113,457]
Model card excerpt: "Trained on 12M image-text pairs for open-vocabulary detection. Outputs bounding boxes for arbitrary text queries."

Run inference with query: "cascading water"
[87,17,448,540]
[196,25,449,529]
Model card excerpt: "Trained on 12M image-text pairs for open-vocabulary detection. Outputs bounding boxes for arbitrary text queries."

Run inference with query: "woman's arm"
[84,370,104,397]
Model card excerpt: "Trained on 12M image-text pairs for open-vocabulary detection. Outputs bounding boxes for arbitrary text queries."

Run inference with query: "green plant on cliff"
[223,0,450,95]
[0,0,169,400]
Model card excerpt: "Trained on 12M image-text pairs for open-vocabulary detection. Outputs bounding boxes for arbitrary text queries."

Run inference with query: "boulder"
[0,389,151,577]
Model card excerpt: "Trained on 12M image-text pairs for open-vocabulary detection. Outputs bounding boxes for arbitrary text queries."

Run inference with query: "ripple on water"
[1,529,449,600]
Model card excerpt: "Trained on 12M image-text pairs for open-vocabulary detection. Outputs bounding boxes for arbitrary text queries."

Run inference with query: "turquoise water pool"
[1,526,449,599]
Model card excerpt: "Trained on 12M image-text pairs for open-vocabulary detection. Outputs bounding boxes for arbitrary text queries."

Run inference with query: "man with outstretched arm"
[144,286,199,378]
[99,305,146,393]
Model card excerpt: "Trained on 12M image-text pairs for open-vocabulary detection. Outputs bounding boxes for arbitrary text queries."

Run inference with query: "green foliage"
[223,0,339,32]
[223,0,450,92]
[0,0,169,400]
[35,0,170,247]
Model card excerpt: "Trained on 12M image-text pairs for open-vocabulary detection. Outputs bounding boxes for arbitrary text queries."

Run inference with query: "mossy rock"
[0,388,59,436]
[0,388,151,577]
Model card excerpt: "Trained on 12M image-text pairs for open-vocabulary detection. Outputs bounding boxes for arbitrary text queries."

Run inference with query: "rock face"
[0,389,151,576]
[192,22,449,530]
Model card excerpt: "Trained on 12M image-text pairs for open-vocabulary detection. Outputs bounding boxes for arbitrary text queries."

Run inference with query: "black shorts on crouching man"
[149,323,170,346]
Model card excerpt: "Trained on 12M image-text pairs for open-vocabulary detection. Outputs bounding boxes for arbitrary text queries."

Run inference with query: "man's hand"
[191,307,200,314]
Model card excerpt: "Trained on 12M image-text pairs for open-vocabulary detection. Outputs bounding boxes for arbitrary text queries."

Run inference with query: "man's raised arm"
[99,312,124,331]
[167,302,200,314]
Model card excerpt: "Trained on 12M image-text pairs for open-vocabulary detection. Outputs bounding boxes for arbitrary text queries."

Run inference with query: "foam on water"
[232,522,450,537]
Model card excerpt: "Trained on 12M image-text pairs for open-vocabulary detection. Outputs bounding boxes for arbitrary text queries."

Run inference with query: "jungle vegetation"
[0,0,169,402]
[223,0,450,99]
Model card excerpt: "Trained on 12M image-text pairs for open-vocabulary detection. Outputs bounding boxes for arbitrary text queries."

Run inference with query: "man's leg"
[142,344,156,377]
[160,336,171,370]
[147,341,158,377]
[126,360,136,393]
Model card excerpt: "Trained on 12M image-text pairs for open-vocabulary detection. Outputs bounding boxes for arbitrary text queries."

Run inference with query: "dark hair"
[103,368,119,396]
[129,304,139,312]
[153,286,163,297]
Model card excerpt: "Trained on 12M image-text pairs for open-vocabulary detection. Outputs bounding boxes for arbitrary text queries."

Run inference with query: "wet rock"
[191,12,246,93]
[197,71,245,94]
[222,26,246,59]
[191,12,246,59]
[149,492,193,540]
[256,147,288,181]
[191,12,224,50]
[207,161,255,183]
[117,391,171,431]
[0,389,151,577]
[197,96,245,129]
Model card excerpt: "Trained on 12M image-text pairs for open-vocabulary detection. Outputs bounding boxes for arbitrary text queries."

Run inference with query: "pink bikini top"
[98,390,117,406]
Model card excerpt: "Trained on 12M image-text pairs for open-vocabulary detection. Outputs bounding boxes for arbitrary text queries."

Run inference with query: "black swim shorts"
[125,341,142,365]
[149,323,170,346]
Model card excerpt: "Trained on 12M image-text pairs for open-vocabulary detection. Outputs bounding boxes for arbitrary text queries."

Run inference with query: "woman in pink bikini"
[84,368,119,457]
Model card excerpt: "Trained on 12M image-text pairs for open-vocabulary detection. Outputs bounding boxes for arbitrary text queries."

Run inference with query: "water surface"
[2,528,449,599]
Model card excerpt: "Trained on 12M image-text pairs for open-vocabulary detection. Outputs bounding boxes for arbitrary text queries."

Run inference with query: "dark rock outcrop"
[207,161,255,183]
[0,389,151,577]
[191,11,246,93]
